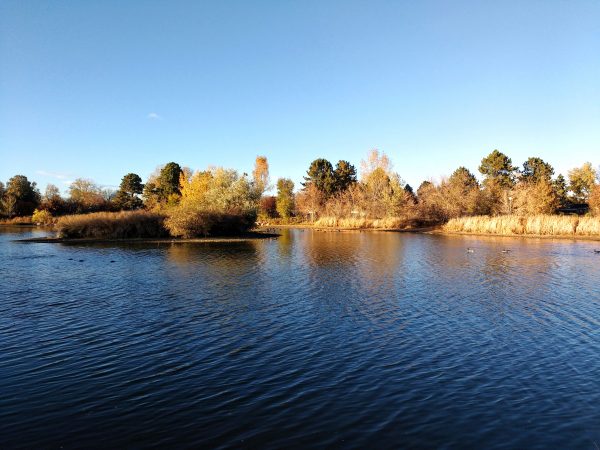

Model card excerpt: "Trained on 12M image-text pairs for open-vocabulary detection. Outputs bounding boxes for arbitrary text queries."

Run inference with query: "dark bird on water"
[594,250,600,254]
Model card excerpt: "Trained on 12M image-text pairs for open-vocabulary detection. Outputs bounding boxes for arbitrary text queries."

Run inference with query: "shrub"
[32,209,53,225]
[164,207,257,238]
[56,211,167,239]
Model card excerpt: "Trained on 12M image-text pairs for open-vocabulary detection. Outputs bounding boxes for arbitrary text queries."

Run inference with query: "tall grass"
[56,211,167,239]
[314,216,410,229]
[0,216,33,225]
[444,215,600,236]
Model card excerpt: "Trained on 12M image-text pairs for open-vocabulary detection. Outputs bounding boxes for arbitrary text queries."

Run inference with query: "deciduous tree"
[276,178,295,219]
[69,178,105,213]
[3,175,41,217]
[252,156,270,195]
[568,162,596,203]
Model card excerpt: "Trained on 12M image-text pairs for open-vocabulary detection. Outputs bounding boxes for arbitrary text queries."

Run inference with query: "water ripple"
[1,229,600,449]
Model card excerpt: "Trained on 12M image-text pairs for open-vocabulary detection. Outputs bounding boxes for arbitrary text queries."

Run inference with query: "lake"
[1,227,599,449]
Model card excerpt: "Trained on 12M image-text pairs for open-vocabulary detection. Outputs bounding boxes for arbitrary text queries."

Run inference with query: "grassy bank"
[444,215,600,237]
[54,210,261,239]
[56,211,168,239]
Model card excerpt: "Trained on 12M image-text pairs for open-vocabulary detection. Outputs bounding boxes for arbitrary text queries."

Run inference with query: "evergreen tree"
[333,160,357,193]
[113,173,144,210]
[449,167,479,190]
[552,174,568,207]
[478,150,516,188]
[158,162,183,198]
[303,159,335,197]
[521,157,554,183]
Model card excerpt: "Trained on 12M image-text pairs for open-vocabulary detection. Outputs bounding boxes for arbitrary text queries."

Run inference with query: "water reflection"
[1,228,600,448]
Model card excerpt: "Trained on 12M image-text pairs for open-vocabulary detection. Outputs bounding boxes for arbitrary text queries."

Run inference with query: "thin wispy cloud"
[36,170,71,180]
[147,112,162,120]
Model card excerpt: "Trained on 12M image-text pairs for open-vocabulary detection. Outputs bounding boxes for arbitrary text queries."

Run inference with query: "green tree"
[113,173,144,210]
[449,167,479,189]
[568,162,597,203]
[158,162,183,198]
[276,178,295,219]
[478,150,516,188]
[521,157,554,183]
[333,160,357,193]
[552,174,568,207]
[3,175,41,217]
[303,159,335,196]
[143,162,183,207]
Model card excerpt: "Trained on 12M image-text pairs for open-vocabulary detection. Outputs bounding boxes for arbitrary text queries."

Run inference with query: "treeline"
[265,149,600,226]
[0,159,269,237]
[1,149,599,235]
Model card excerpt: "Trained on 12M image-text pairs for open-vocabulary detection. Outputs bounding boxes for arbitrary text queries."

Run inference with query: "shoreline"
[427,229,600,242]
[17,231,280,244]
[268,224,600,242]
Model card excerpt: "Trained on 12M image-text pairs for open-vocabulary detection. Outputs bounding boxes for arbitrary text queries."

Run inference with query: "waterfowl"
[467,248,474,253]
[594,250,600,254]
[501,249,511,253]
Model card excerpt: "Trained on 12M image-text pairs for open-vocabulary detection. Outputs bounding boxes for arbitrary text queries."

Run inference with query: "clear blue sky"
[1,0,599,194]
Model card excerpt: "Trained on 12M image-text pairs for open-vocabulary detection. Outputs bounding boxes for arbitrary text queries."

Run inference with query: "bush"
[32,209,53,225]
[164,207,257,238]
[56,211,167,239]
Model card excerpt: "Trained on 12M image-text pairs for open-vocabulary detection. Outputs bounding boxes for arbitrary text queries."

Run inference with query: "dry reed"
[314,216,408,229]
[444,215,600,236]
[56,211,167,239]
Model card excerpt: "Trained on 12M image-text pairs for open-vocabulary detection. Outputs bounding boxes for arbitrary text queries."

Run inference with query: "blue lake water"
[1,226,599,449]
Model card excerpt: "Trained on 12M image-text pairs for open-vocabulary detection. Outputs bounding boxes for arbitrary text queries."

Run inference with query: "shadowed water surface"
[1,227,599,449]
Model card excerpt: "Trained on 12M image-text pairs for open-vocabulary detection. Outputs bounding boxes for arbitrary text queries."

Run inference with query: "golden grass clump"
[445,215,525,235]
[314,216,407,229]
[575,216,600,236]
[523,215,578,235]
[0,216,33,225]
[445,214,600,237]
[56,211,167,239]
